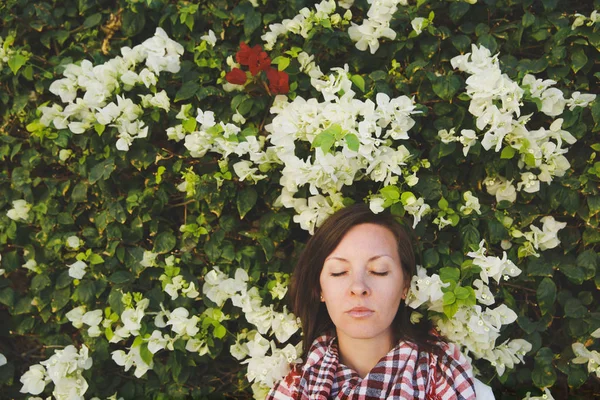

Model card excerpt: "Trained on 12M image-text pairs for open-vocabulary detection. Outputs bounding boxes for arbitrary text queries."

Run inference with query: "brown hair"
[288,203,443,355]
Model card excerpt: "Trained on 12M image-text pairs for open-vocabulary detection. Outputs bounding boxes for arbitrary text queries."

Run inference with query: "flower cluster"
[39,27,183,151]
[511,216,567,258]
[451,45,596,200]
[572,342,600,378]
[262,67,421,232]
[261,0,351,51]
[225,42,289,94]
[6,199,31,221]
[203,267,301,397]
[406,240,531,375]
[348,0,407,54]
[20,345,92,400]
[571,10,599,30]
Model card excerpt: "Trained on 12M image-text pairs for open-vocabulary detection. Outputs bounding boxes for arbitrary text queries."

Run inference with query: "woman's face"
[319,223,408,344]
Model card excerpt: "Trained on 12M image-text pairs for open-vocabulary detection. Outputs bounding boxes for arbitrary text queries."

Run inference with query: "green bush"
[1,0,599,398]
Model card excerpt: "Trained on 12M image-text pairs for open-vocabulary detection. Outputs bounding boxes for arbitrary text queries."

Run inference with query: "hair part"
[289,203,443,356]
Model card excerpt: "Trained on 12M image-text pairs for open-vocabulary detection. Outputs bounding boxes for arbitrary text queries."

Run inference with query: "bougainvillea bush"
[1,0,599,398]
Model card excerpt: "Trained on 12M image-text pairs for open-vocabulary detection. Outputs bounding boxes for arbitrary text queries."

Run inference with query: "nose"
[349,274,370,296]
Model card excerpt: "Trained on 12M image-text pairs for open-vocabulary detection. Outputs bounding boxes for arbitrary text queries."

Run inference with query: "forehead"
[326,223,399,259]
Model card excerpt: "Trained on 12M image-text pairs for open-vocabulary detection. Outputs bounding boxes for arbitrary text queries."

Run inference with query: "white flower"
[185,338,209,355]
[406,266,448,310]
[66,236,81,250]
[369,197,385,214]
[473,279,495,306]
[20,364,48,395]
[182,282,200,299]
[0,353,6,366]
[566,91,596,111]
[459,129,478,156]
[112,345,152,378]
[437,128,457,144]
[68,260,88,279]
[201,30,217,47]
[7,199,31,221]
[146,330,172,354]
[166,307,200,337]
[459,191,482,215]
[270,307,300,342]
[140,251,158,268]
[572,343,600,377]
[411,17,427,35]
[540,87,566,117]
[525,216,566,251]
[58,149,72,161]
[485,177,516,203]
[523,388,555,400]
[22,259,40,273]
[66,306,87,329]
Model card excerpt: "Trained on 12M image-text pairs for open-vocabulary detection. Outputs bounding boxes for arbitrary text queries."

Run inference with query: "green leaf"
[440,267,460,283]
[430,74,462,101]
[83,13,102,28]
[31,274,52,292]
[89,158,116,184]
[74,280,96,303]
[564,298,587,319]
[121,9,146,37]
[244,9,262,37]
[536,278,556,315]
[380,185,401,200]
[108,271,134,284]
[154,231,177,254]
[443,291,456,305]
[51,288,71,312]
[423,248,439,268]
[587,196,600,217]
[351,75,365,92]
[8,54,27,75]
[214,324,226,339]
[500,146,516,159]
[443,302,459,318]
[454,286,470,300]
[312,131,336,154]
[272,56,290,71]
[576,250,597,280]
[237,187,258,219]
[345,134,360,152]
[522,12,535,28]
[175,82,200,102]
[571,48,588,74]
[140,343,153,365]
[182,118,196,133]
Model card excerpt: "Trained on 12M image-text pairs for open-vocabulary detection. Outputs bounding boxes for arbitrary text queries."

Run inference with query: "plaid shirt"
[267,334,476,400]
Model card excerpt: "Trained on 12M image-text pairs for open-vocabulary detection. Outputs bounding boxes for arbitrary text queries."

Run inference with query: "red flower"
[236,42,271,76]
[225,68,247,85]
[266,68,289,95]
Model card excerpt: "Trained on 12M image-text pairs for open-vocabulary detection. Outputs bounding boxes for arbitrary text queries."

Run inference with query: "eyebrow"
[324,254,393,263]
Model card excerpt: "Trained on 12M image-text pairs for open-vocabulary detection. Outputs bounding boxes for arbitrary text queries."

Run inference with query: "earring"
[320,295,324,301]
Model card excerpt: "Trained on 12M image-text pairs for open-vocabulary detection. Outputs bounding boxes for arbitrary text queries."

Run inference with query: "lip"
[346,307,374,318]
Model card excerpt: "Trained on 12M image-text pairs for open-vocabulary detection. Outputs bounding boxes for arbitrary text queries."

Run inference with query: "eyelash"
[330,271,389,277]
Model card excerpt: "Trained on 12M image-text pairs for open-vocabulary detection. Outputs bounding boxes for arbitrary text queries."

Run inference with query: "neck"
[336,332,395,378]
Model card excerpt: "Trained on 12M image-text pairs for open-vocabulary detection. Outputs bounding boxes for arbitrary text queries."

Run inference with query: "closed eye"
[371,271,389,276]
[330,271,347,277]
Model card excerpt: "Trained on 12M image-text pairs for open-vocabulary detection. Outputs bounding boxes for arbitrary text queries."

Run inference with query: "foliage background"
[1,0,599,398]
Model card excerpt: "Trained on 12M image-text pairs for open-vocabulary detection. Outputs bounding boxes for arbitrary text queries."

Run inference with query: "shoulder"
[426,341,476,400]
[266,334,334,400]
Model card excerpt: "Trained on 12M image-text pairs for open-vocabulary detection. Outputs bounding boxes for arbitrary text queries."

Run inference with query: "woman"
[267,204,477,399]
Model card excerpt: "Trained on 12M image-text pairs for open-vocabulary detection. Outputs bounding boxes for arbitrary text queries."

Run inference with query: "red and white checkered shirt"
[267,334,476,400]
